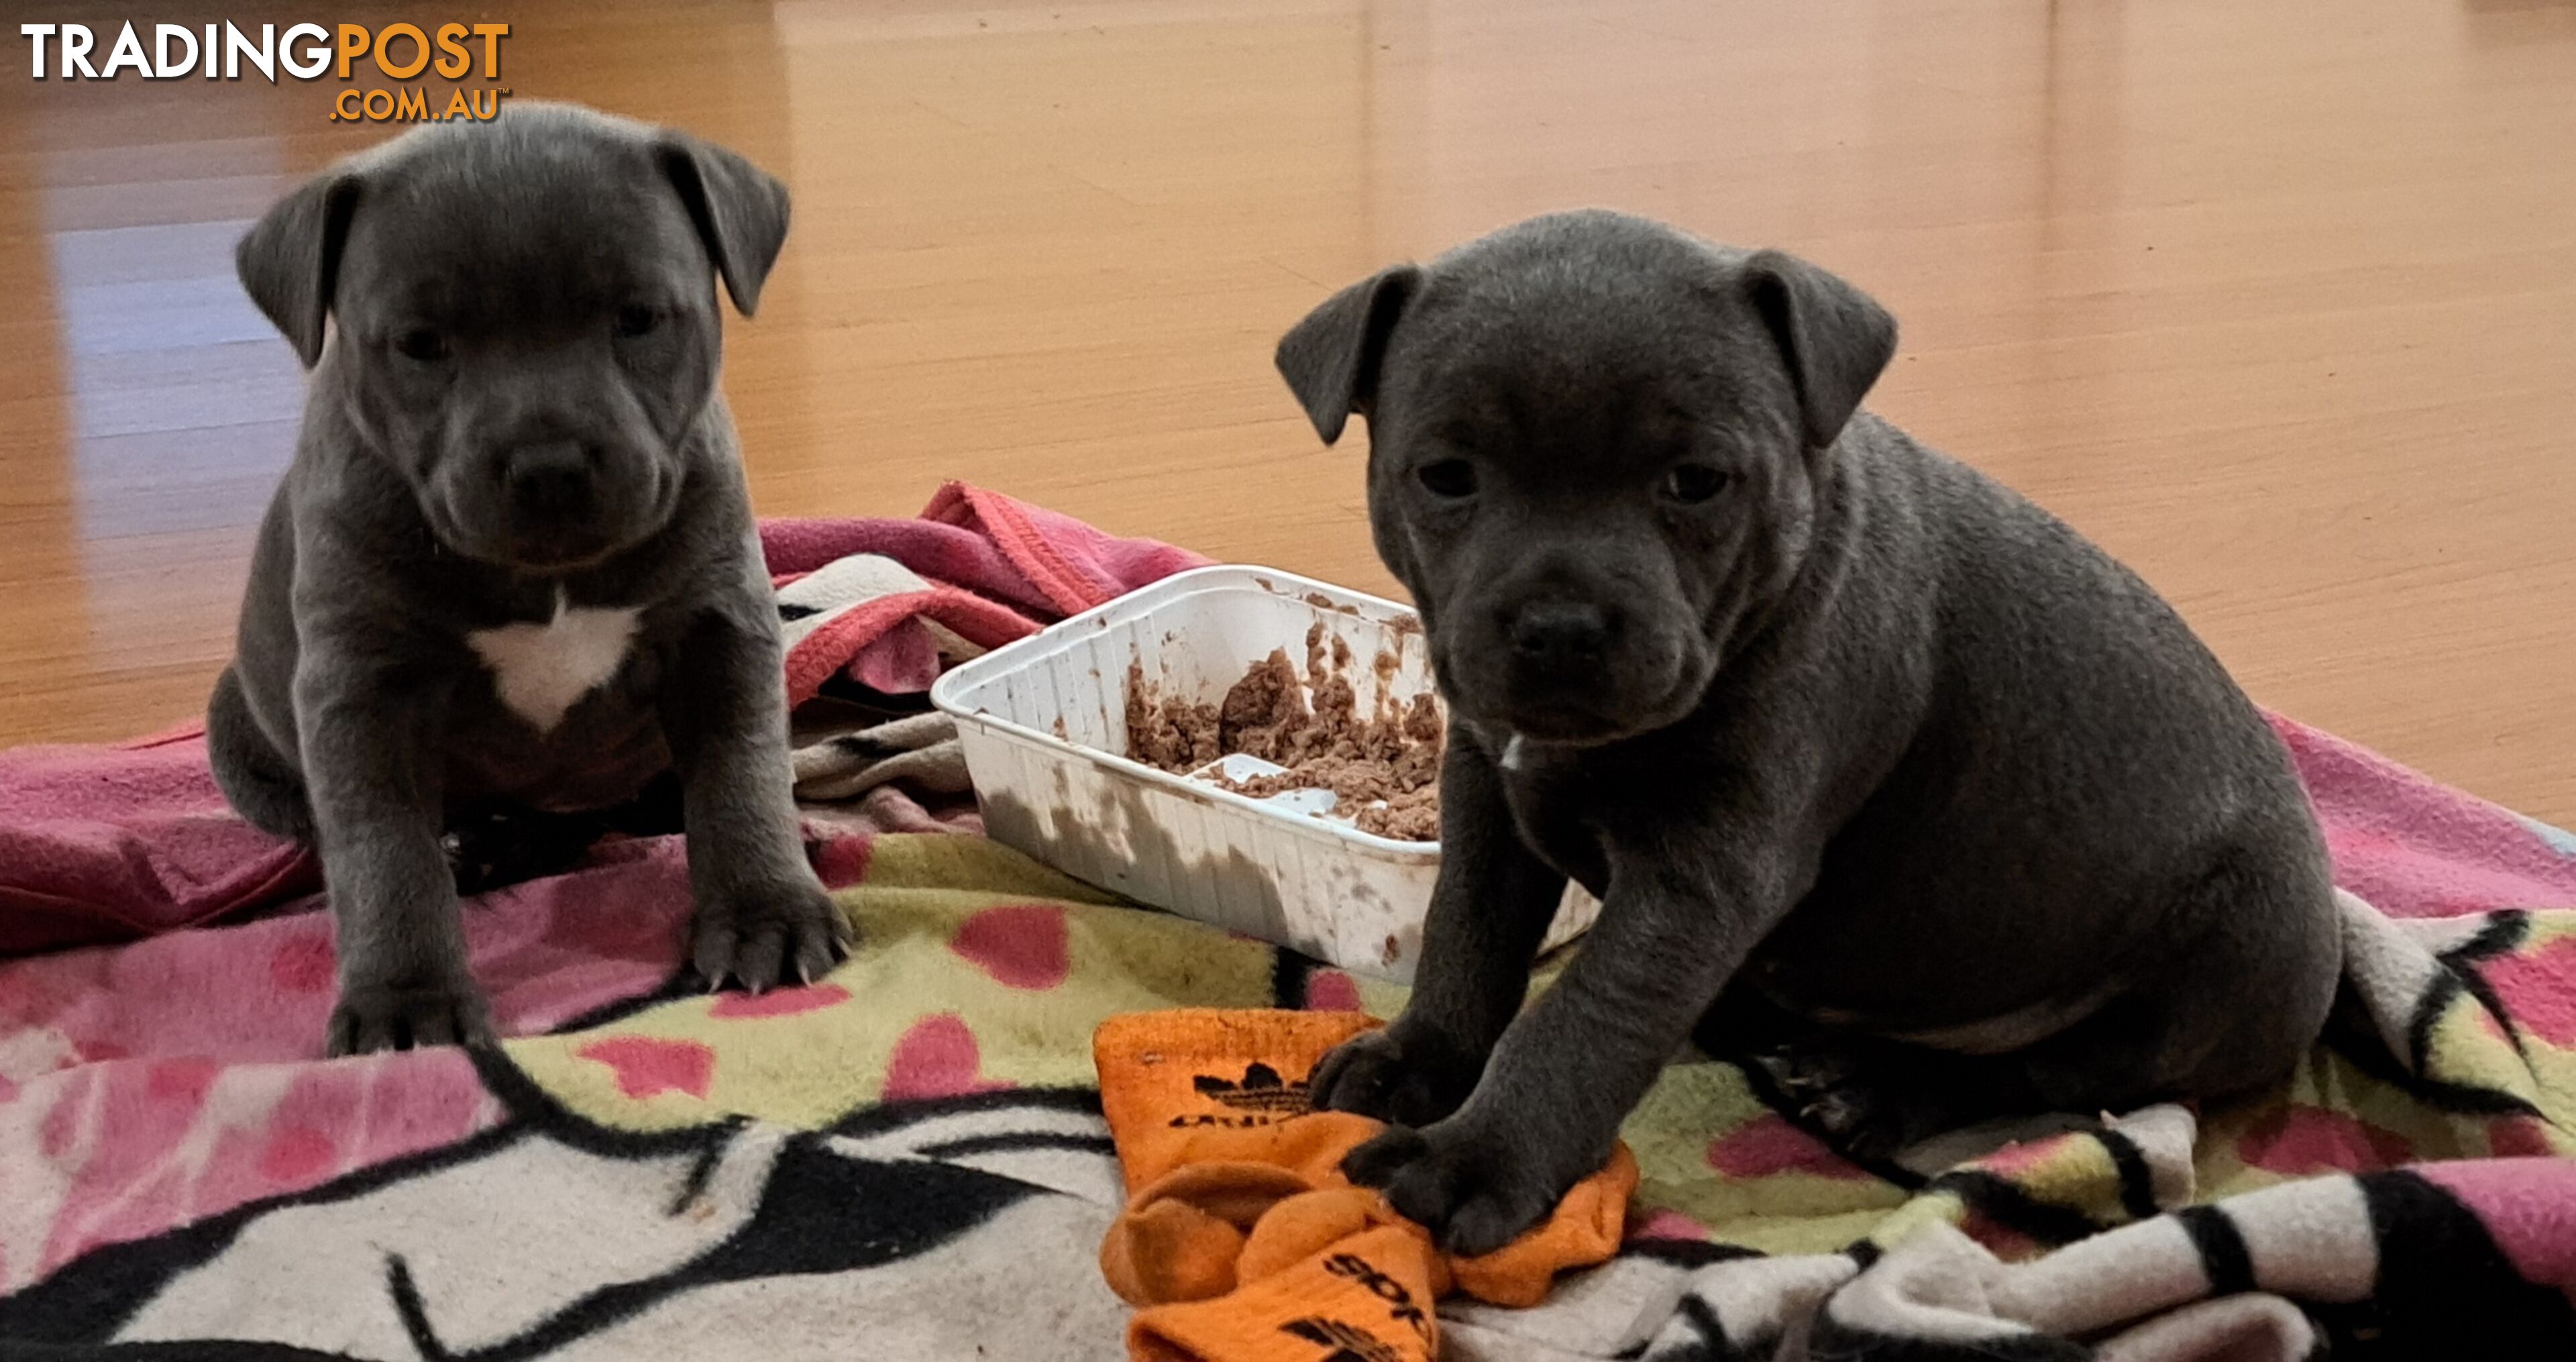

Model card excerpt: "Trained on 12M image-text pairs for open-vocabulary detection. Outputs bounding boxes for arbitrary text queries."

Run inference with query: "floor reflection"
[0,0,2568,822]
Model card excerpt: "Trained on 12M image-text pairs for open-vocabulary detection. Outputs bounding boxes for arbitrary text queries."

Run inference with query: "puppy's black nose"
[504,443,598,520]
[1509,601,1613,668]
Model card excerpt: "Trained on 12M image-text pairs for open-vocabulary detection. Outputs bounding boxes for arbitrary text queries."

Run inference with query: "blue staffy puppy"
[209,104,843,1055]
[1284,210,2343,1255]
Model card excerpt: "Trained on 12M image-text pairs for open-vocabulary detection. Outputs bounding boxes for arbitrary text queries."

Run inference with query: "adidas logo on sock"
[1279,1316,1402,1362]
[1191,1061,1311,1114]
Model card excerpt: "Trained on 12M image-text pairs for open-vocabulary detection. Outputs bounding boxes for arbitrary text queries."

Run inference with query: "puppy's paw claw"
[1339,1124,1430,1186]
[1752,1047,1859,1100]
[1341,1119,1568,1259]
[327,981,496,1056]
[1307,1025,1479,1129]
[1757,1046,1930,1163]
[690,878,849,993]
[1801,1090,1876,1137]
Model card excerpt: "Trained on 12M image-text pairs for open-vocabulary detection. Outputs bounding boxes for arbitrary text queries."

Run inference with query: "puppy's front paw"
[1308,1024,1481,1128]
[1341,1118,1572,1258]
[690,876,851,992]
[327,980,496,1055]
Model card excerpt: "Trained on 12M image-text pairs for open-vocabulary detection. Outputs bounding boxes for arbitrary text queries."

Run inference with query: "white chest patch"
[466,592,643,733]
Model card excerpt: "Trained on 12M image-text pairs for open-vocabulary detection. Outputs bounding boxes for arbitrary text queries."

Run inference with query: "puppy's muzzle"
[495,440,617,566]
[1493,598,1632,735]
[1509,600,1615,672]
[505,441,600,520]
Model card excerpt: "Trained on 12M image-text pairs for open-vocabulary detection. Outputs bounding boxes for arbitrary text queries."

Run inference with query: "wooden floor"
[3,0,2571,821]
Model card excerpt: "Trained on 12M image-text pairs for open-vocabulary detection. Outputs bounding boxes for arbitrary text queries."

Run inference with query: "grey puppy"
[1281,210,2343,1256]
[209,103,844,1055]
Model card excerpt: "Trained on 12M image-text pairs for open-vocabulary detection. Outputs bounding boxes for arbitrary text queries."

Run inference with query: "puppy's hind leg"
[209,665,315,843]
[445,802,613,896]
[1700,986,2059,1166]
[2019,842,2343,1118]
[1747,1036,2045,1167]
[445,774,688,894]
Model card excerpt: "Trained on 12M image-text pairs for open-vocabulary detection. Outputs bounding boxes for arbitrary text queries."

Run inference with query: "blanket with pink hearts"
[0,490,2571,1360]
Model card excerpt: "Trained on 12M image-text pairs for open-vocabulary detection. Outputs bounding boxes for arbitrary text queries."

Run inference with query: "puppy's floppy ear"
[658,133,791,317]
[1276,264,1421,446]
[1743,249,1896,450]
[235,171,362,369]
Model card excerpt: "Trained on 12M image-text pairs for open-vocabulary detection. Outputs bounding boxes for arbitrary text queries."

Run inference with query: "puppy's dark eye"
[393,329,449,362]
[613,305,662,339]
[1416,460,1478,499]
[1662,463,1727,505]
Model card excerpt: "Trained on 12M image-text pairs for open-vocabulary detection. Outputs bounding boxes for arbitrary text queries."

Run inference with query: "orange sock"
[1096,1008,1383,1193]
[1131,1224,1442,1362]
[1093,1010,1640,1359]
[1451,1143,1637,1308]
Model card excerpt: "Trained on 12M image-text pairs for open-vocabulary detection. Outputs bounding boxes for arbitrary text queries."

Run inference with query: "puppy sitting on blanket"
[209,104,843,1055]
[1282,211,2345,1255]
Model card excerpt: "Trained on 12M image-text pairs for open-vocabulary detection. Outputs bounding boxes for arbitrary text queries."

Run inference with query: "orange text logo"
[19,21,513,123]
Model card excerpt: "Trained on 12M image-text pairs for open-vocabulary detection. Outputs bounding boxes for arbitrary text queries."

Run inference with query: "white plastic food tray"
[929,564,1599,982]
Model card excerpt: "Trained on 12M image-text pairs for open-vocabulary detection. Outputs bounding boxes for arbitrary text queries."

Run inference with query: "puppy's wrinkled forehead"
[1382,227,1796,466]
[339,123,700,331]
